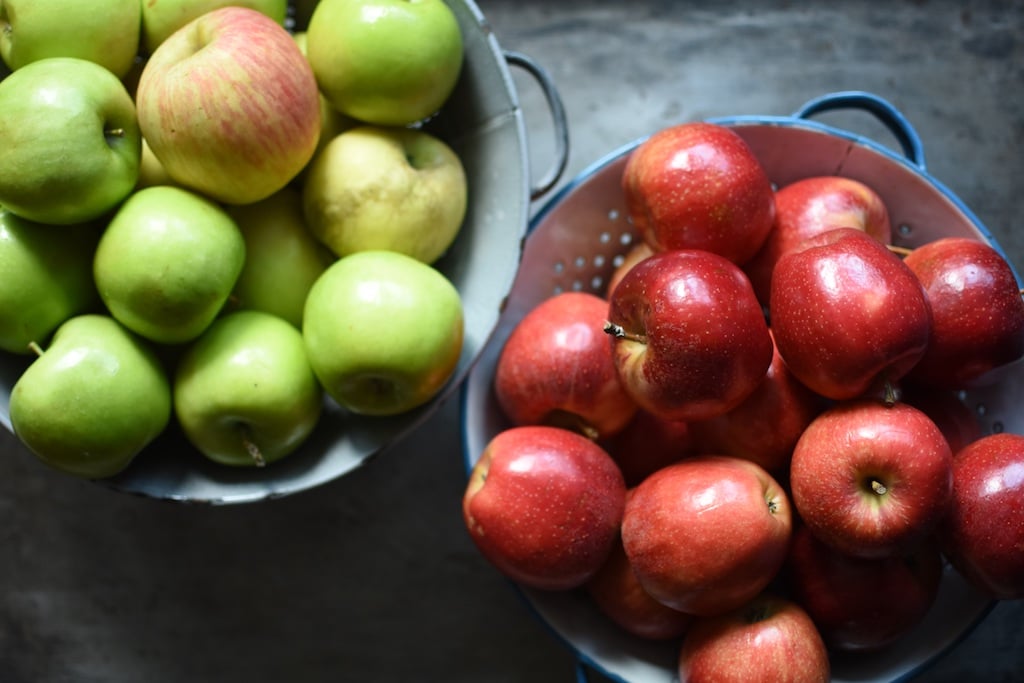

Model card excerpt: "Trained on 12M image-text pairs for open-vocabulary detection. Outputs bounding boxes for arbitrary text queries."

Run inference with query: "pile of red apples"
[462,121,1024,682]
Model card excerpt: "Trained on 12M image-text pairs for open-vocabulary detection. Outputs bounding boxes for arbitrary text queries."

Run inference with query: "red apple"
[621,455,792,616]
[745,175,892,306]
[938,432,1024,599]
[784,523,944,652]
[622,122,775,265]
[689,330,826,474]
[677,593,830,683]
[902,237,1024,389]
[599,408,694,488]
[606,241,655,300]
[789,399,953,559]
[494,291,638,440]
[770,227,932,401]
[462,426,627,591]
[586,532,693,641]
[136,7,321,205]
[605,249,773,422]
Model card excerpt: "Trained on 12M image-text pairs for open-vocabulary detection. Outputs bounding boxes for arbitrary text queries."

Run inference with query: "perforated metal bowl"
[0,0,568,504]
[461,91,1020,682]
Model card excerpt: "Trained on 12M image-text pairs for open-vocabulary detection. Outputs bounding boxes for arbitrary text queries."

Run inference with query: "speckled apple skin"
[770,227,932,401]
[939,433,1024,599]
[903,237,1024,389]
[494,291,638,440]
[621,455,792,617]
[622,122,776,266]
[463,426,627,591]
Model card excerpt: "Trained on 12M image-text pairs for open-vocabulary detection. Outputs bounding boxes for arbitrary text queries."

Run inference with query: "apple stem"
[239,427,267,468]
[882,381,899,407]
[886,244,913,257]
[603,321,646,344]
[27,341,44,357]
[105,128,126,138]
[871,479,888,495]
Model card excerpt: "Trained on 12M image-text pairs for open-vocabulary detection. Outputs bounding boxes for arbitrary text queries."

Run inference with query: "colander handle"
[792,90,927,171]
[504,50,571,200]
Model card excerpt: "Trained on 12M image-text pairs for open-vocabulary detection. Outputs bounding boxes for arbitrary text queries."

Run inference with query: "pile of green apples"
[0,0,470,480]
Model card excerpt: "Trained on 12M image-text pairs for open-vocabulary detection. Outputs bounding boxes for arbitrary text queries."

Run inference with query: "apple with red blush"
[938,432,1024,600]
[462,425,626,591]
[770,227,932,401]
[621,455,792,616]
[494,291,637,440]
[599,408,694,488]
[621,122,776,265]
[689,330,826,475]
[605,249,773,423]
[902,237,1024,389]
[789,399,953,559]
[784,523,944,652]
[586,533,693,641]
[745,175,892,305]
[677,593,830,683]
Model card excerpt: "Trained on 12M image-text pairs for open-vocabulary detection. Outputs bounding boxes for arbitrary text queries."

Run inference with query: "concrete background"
[1,1,1022,681]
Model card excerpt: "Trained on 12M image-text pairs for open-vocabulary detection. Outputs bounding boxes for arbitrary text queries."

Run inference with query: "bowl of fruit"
[460,90,1024,682]
[0,0,568,504]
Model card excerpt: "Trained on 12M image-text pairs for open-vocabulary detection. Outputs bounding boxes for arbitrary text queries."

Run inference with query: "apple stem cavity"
[239,426,267,468]
[603,321,646,344]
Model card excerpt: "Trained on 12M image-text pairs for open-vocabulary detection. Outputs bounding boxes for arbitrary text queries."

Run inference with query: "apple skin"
[0,57,141,225]
[606,249,773,422]
[302,125,467,265]
[622,122,775,265]
[93,186,246,345]
[938,433,1024,599]
[463,426,627,591]
[744,175,892,306]
[605,241,655,300]
[599,408,694,488]
[226,187,335,329]
[494,291,638,441]
[689,330,826,475]
[784,523,944,652]
[621,455,792,616]
[302,250,464,416]
[136,7,321,205]
[140,0,288,54]
[789,399,953,559]
[586,532,693,641]
[0,209,101,354]
[902,237,1024,389]
[306,0,463,126]
[0,0,141,78]
[677,593,830,683]
[770,227,932,401]
[173,311,323,468]
[9,314,172,479]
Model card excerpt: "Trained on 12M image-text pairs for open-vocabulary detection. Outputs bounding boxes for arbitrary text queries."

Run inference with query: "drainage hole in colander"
[992,421,1005,434]
[553,260,565,274]
[575,256,587,269]
[976,403,987,417]
[898,223,913,237]
[609,209,620,221]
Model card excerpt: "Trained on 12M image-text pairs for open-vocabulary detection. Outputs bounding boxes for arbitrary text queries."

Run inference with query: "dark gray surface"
[1,1,1022,681]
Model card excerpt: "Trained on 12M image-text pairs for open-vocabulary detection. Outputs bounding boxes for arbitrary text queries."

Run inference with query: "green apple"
[303,250,464,416]
[0,57,141,225]
[302,125,468,264]
[93,186,246,345]
[140,0,288,54]
[174,310,323,467]
[305,0,464,126]
[0,0,141,78]
[292,31,358,162]
[225,187,335,329]
[0,207,102,354]
[10,314,172,479]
